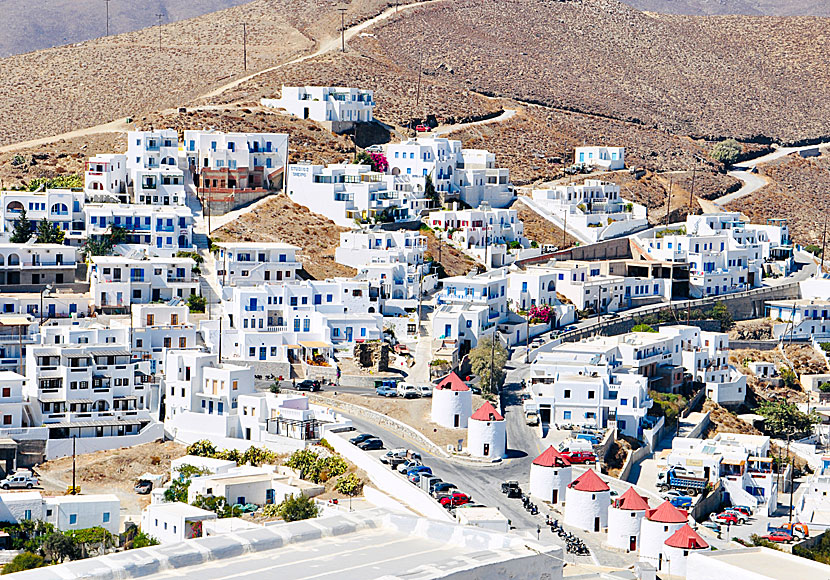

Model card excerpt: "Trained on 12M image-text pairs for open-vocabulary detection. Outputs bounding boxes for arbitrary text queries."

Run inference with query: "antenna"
[336,7,348,52]
[156,13,164,50]
[243,23,247,71]
[105,0,111,36]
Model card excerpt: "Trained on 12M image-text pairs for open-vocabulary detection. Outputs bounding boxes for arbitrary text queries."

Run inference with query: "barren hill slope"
[354,0,830,144]
[623,0,830,16]
[0,0,253,58]
[0,0,415,148]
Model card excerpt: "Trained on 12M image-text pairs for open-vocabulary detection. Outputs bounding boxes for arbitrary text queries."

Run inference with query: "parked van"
[525,411,539,426]
[397,384,420,398]
[558,438,594,453]
[416,385,433,397]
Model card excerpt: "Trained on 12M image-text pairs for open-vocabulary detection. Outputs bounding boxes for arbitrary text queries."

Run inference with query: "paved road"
[432,109,518,137]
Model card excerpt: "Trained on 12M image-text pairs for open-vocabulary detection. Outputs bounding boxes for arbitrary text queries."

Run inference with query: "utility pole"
[243,23,248,71]
[665,176,673,227]
[156,13,163,51]
[71,436,76,494]
[337,7,347,52]
[105,0,111,36]
[489,331,496,396]
[688,166,696,210]
[562,210,568,249]
[821,214,827,273]
[787,434,795,525]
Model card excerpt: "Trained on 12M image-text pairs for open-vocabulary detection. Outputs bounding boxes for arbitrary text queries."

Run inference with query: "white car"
[0,473,38,489]
[416,385,433,397]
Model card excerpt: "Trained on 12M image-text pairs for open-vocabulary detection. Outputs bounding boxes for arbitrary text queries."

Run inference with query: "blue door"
[444,324,451,338]
[345,327,353,342]
[259,347,266,360]
[48,304,55,317]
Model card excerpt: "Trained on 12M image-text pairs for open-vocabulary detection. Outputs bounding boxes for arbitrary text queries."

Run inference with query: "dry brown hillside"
[0,0,416,147]
[355,0,830,143]
[727,154,830,247]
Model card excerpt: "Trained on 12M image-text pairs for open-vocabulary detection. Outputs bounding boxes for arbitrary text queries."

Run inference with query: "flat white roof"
[44,494,119,504]
[689,547,830,580]
[144,502,215,518]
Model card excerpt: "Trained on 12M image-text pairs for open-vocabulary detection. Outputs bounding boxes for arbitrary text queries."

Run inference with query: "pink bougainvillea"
[369,152,389,173]
[528,305,553,324]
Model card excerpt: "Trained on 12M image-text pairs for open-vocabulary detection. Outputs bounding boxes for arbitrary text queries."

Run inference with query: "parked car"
[397,384,420,399]
[416,385,433,398]
[500,480,522,498]
[349,433,378,446]
[432,482,458,496]
[530,338,545,348]
[711,512,743,525]
[365,145,384,153]
[702,521,721,532]
[380,448,407,464]
[761,531,794,543]
[398,459,422,474]
[296,379,321,392]
[439,492,471,508]
[134,480,153,495]
[725,506,752,518]
[415,124,431,132]
[406,466,433,477]
[469,385,482,395]
[731,505,754,517]
[670,496,693,509]
[357,438,384,451]
[561,451,597,464]
[0,473,38,489]
[376,386,398,398]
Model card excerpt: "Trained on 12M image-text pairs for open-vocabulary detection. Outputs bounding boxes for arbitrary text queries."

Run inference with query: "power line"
[156,13,164,51]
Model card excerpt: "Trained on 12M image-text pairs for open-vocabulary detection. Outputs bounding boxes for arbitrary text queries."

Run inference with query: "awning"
[88,350,132,357]
[45,419,145,429]
[0,315,33,326]
[39,398,95,404]
[722,458,746,466]
[299,341,331,349]
[65,353,90,359]
[284,344,302,349]
[749,456,773,463]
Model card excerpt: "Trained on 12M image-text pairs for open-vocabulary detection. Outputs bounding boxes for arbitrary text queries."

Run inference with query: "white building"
[262,86,374,131]
[528,341,653,439]
[467,402,506,459]
[531,180,647,243]
[607,487,650,553]
[163,350,255,442]
[688,547,830,580]
[85,154,128,202]
[214,242,302,287]
[90,254,199,311]
[126,130,179,179]
[433,269,509,352]
[0,242,78,288]
[287,162,427,227]
[85,203,194,254]
[209,280,382,367]
[184,130,288,193]
[574,146,625,171]
[0,491,43,524]
[386,137,513,208]
[634,213,793,298]
[44,494,121,534]
[529,446,572,505]
[767,298,830,341]
[0,189,86,245]
[430,372,472,429]
[427,204,527,268]
[141,502,217,544]
[639,501,689,571]
[795,455,830,527]
[0,371,28,428]
[563,469,610,532]
[236,392,348,444]
[128,304,197,374]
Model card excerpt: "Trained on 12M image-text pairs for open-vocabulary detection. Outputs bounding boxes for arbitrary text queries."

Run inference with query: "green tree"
[756,401,818,438]
[187,294,207,313]
[353,151,372,166]
[10,208,32,243]
[779,367,798,388]
[2,552,44,574]
[276,494,319,522]
[126,530,159,550]
[469,336,508,396]
[632,324,657,333]
[335,473,364,496]
[191,495,235,518]
[708,301,734,331]
[710,139,742,167]
[42,531,79,563]
[108,225,128,245]
[424,174,439,206]
[285,449,321,480]
[36,218,65,244]
[186,439,217,457]
[804,244,823,257]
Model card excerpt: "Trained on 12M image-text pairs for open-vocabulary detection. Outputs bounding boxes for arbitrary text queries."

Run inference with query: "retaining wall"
[619,445,651,483]
[45,422,165,460]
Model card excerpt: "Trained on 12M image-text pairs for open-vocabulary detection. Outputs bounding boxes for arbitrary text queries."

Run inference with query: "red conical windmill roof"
[470,401,504,421]
[664,524,709,549]
[614,487,650,511]
[434,372,470,391]
[646,500,688,523]
[533,446,572,468]
[568,468,610,492]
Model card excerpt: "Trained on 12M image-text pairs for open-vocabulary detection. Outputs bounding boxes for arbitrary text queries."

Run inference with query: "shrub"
[285,449,347,483]
[260,504,280,518]
[186,440,216,457]
[710,139,742,167]
[819,382,830,394]
[632,324,657,333]
[750,534,782,551]
[335,473,364,496]
[804,244,823,257]
[187,294,207,313]
[128,530,159,549]
[2,552,44,574]
[277,494,318,522]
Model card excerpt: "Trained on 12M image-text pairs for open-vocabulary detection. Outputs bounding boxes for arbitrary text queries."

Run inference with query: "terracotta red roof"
[614,487,650,511]
[568,468,610,492]
[664,524,709,550]
[646,501,688,523]
[470,401,503,421]
[533,446,572,468]
[434,372,470,392]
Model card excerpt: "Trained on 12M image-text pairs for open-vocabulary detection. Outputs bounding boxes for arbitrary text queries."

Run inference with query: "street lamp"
[40,284,53,326]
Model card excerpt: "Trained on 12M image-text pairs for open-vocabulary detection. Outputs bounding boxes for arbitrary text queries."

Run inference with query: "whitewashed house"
[262,86,374,132]
[574,146,625,171]
[85,154,128,202]
[141,502,217,544]
[386,137,513,208]
[85,203,194,254]
[287,162,426,227]
[0,242,78,288]
[531,180,647,243]
[767,298,830,341]
[0,371,29,429]
[126,130,185,205]
[184,130,288,193]
[90,254,199,311]
[127,304,197,374]
[0,189,86,245]
[634,213,793,298]
[236,392,348,444]
[214,242,302,287]
[44,494,121,534]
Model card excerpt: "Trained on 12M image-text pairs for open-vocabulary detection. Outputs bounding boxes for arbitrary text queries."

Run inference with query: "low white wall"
[172,429,306,456]
[327,433,452,521]
[46,422,165,460]
[363,485,417,516]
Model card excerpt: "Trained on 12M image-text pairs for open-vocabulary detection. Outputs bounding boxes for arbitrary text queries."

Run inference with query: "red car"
[415,124,431,132]
[761,531,794,543]
[439,492,470,508]
[711,512,741,525]
[561,451,597,464]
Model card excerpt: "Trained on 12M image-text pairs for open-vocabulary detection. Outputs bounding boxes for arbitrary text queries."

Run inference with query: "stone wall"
[353,341,389,373]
